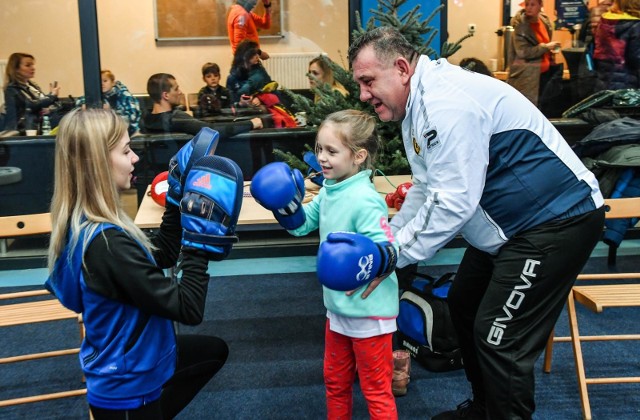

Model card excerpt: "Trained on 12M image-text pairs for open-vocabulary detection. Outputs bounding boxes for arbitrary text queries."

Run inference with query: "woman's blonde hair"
[316,109,380,171]
[308,56,348,101]
[4,52,34,86]
[47,108,152,272]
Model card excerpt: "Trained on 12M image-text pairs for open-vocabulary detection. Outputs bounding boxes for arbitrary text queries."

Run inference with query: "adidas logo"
[193,174,211,189]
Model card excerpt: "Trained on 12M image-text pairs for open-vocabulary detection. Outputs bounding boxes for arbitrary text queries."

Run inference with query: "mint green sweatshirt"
[290,170,399,318]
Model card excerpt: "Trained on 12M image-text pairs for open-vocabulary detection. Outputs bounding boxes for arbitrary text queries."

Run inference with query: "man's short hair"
[147,73,175,103]
[348,26,417,67]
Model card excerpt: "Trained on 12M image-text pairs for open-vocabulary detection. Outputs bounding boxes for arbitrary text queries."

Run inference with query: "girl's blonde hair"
[316,109,380,171]
[47,108,152,273]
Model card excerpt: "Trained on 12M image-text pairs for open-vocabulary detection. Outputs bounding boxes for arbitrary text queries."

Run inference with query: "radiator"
[0,59,6,106]
[262,53,322,90]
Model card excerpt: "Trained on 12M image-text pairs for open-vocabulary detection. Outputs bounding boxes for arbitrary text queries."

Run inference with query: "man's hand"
[345,274,389,298]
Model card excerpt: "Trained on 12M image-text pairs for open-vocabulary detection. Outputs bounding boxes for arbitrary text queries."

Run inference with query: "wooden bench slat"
[0,213,87,408]
[0,300,78,327]
[0,348,80,364]
[573,285,640,313]
[0,389,87,407]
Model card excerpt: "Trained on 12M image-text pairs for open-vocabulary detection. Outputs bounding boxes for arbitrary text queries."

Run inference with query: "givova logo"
[487,259,540,345]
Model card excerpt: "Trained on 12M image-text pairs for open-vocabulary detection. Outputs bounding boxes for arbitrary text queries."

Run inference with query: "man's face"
[166,79,183,106]
[352,45,410,122]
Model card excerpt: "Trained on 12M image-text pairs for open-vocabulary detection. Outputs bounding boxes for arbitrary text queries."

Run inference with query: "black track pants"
[90,334,229,420]
[447,207,605,420]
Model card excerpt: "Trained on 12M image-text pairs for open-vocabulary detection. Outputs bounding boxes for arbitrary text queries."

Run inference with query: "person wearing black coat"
[3,52,60,134]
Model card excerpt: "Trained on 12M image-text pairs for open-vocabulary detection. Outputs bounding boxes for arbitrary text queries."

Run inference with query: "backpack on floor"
[396,272,464,372]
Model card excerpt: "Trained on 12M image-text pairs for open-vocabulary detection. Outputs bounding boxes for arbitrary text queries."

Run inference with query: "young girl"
[46,108,228,419]
[252,109,399,418]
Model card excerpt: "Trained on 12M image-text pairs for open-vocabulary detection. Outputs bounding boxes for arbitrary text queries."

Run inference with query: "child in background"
[75,70,141,135]
[251,109,400,419]
[196,62,231,117]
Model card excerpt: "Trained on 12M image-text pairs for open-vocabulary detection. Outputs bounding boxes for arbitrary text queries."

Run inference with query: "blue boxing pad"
[180,155,243,260]
[167,127,219,206]
[317,232,397,291]
[250,162,306,230]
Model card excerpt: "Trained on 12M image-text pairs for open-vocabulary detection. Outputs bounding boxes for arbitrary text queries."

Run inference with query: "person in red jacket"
[227,0,272,60]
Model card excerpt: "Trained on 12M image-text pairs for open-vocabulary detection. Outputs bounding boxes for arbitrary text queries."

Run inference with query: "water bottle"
[41,115,52,135]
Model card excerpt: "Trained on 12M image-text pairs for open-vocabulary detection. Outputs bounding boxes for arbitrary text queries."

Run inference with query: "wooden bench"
[0,213,87,407]
[542,197,640,420]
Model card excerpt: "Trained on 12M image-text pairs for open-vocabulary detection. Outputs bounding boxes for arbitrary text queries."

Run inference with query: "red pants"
[324,321,397,420]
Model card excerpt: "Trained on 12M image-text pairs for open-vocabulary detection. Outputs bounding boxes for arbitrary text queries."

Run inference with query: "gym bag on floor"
[396,272,463,372]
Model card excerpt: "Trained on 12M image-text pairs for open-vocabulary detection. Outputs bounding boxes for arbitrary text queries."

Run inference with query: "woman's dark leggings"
[90,334,229,420]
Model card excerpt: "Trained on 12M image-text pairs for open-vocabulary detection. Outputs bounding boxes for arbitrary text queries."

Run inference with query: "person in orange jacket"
[227,0,272,60]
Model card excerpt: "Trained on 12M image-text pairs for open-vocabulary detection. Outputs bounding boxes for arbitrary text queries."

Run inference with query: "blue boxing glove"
[250,162,306,230]
[317,232,397,291]
[167,127,219,207]
[179,155,244,260]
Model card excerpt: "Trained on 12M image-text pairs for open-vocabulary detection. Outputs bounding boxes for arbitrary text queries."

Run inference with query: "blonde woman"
[3,52,60,134]
[46,108,227,419]
[308,56,349,103]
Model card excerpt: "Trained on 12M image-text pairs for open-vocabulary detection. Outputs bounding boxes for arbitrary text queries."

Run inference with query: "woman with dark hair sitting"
[226,40,273,106]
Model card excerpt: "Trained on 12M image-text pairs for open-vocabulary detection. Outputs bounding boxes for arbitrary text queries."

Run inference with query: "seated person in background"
[76,70,141,135]
[196,62,231,118]
[459,57,495,77]
[3,52,60,134]
[308,56,349,102]
[226,40,273,105]
[226,41,296,127]
[140,73,263,136]
[227,0,272,60]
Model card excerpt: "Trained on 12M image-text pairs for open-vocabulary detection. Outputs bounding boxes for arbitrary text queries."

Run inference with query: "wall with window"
[0,1,597,100]
[0,0,349,98]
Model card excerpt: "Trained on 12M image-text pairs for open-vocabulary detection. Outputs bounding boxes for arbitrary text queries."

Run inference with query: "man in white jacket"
[348,26,605,420]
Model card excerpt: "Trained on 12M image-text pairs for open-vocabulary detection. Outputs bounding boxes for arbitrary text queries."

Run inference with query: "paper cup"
[489,59,498,73]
